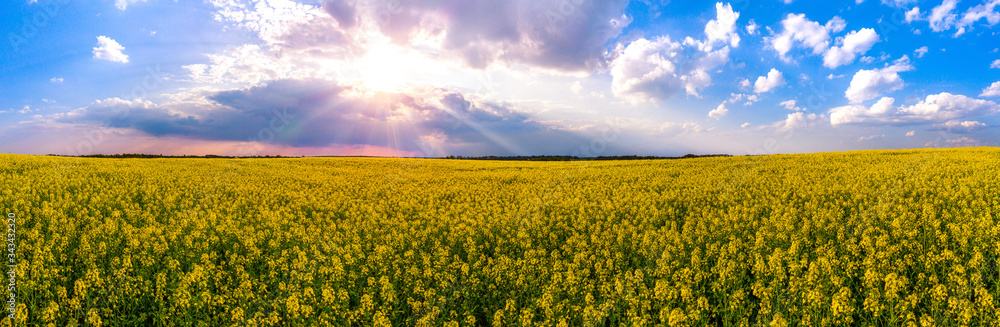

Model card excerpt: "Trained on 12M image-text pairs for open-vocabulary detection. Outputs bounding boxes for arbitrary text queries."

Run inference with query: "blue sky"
[1,0,999,156]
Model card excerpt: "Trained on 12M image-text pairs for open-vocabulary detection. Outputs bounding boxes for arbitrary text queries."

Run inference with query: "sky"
[1,0,999,157]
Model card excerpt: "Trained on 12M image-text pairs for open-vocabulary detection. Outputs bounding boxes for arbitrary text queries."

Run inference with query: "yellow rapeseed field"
[0,147,998,326]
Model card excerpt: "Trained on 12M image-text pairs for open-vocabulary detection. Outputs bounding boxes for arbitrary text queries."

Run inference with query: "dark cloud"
[272,17,359,59]
[59,79,604,156]
[323,0,357,29]
[323,0,630,72]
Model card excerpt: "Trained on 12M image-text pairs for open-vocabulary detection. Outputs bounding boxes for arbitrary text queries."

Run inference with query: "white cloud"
[210,0,332,45]
[770,14,844,60]
[739,78,751,90]
[932,120,986,132]
[181,0,375,86]
[610,37,683,103]
[830,92,1000,125]
[658,121,705,136]
[844,56,913,104]
[831,99,896,125]
[822,28,879,68]
[883,0,917,7]
[944,137,981,146]
[50,77,63,84]
[727,93,759,105]
[705,2,741,48]
[708,103,729,119]
[184,45,305,84]
[115,0,147,10]
[826,16,847,33]
[914,46,929,58]
[769,13,874,66]
[927,0,1000,34]
[906,130,915,136]
[780,99,804,111]
[780,112,825,130]
[992,59,1000,69]
[958,0,1000,29]
[858,134,885,141]
[929,0,959,32]
[753,68,785,93]
[906,7,922,22]
[610,36,730,103]
[746,20,759,35]
[860,52,891,64]
[982,81,1000,97]
[741,122,751,128]
[92,36,129,63]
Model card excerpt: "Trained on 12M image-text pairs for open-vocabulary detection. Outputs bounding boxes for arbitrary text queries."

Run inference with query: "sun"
[355,42,410,93]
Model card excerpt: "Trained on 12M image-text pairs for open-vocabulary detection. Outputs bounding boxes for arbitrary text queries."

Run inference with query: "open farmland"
[1,148,999,326]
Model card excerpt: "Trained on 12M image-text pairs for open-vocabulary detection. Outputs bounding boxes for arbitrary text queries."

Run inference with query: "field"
[1,147,999,326]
